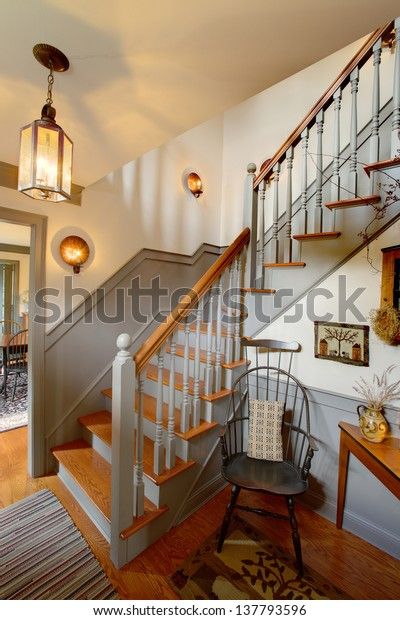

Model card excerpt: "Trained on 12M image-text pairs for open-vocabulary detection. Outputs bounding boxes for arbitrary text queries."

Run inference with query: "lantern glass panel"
[36,125,60,189]
[62,135,73,195]
[18,125,33,190]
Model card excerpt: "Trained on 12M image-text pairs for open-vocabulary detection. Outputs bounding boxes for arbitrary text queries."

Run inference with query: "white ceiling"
[0,222,31,246]
[0,0,399,187]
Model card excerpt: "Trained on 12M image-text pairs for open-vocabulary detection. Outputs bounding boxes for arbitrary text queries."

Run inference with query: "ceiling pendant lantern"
[18,43,73,202]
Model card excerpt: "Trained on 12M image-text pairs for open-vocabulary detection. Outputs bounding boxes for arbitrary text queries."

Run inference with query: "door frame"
[0,206,47,476]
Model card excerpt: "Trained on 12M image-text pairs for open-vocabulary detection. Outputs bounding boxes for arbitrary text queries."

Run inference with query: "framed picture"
[314,321,369,366]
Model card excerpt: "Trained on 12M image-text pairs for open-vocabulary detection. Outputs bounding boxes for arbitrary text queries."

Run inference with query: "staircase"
[50,17,400,568]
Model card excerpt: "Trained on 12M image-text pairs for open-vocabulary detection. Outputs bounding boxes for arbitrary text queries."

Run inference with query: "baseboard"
[302,489,400,560]
[177,473,228,525]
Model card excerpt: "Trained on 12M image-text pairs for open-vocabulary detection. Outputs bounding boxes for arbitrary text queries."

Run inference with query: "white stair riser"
[142,415,190,462]
[56,463,111,542]
[81,426,160,507]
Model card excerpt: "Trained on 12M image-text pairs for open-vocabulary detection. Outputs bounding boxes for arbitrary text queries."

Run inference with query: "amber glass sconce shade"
[186,172,203,198]
[59,235,90,274]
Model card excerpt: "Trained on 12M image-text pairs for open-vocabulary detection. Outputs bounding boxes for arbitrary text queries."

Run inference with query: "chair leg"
[12,374,18,401]
[3,369,8,399]
[286,496,303,577]
[217,484,240,553]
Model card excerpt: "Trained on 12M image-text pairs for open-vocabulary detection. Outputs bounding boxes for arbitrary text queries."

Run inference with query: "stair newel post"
[284,146,294,263]
[154,346,165,476]
[192,300,202,428]
[257,180,266,285]
[299,128,309,234]
[134,373,145,518]
[180,316,191,433]
[370,38,382,192]
[313,110,324,233]
[349,67,359,195]
[234,254,243,362]
[204,289,214,395]
[110,334,135,568]
[329,88,342,231]
[166,332,176,469]
[270,162,280,263]
[214,275,223,392]
[243,163,258,288]
[225,262,235,364]
[391,18,400,158]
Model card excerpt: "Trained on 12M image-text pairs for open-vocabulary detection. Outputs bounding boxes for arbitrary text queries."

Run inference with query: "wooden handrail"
[134,227,250,374]
[254,21,393,188]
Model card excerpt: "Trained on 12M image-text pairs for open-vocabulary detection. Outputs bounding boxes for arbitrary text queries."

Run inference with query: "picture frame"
[314,321,369,366]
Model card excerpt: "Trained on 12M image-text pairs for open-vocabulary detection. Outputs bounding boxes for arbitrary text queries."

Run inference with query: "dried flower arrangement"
[370,306,400,345]
[353,364,400,410]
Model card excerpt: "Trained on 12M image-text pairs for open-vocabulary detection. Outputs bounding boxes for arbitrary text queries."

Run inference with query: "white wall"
[0,114,224,328]
[252,220,400,415]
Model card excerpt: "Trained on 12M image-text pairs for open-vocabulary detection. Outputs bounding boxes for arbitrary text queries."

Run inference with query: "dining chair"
[217,338,317,576]
[3,329,28,400]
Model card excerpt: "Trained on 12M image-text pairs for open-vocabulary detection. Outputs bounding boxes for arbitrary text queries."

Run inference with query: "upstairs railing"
[244,17,400,287]
[110,227,250,566]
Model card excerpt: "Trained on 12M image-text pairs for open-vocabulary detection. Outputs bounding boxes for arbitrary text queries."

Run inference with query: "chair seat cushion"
[222,452,307,496]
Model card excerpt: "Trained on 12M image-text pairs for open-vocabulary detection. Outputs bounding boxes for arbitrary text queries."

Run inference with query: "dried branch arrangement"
[353,364,400,410]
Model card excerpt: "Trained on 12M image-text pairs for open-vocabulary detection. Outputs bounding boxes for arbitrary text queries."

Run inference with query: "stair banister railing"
[110,227,250,564]
[244,20,395,287]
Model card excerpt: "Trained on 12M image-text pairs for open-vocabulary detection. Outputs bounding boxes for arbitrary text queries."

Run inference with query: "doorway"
[0,207,47,476]
[0,222,31,430]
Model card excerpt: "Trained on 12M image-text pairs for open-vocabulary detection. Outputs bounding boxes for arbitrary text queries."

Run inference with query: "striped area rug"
[0,489,118,600]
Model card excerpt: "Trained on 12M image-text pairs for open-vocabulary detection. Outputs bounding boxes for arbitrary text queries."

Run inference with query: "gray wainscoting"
[44,242,224,462]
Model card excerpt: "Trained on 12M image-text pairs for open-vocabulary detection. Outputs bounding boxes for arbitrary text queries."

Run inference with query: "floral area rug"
[170,516,350,600]
[0,374,28,433]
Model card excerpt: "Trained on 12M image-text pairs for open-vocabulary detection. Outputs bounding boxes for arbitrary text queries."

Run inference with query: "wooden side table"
[336,421,400,528]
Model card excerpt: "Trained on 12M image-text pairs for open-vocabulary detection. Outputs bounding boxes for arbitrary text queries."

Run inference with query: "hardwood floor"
[1,426,400,600]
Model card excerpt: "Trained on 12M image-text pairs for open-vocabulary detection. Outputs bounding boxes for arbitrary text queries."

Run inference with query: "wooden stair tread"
[99,391,218,440]
[146,364,233,402]
[264,262,306,268]
[177,321,228,336]
[292,232,341,241]
[52,438,166,536]
[78,411,196,485]
[325,195,380,209]
[241,288,276,294]
[52,439,112,521]
[166,343,247,370]
[146,364,204,395]
[364,158,400,177]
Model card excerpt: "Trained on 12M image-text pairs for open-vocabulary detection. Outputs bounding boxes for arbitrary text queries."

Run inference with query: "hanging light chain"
[46,62,54,106]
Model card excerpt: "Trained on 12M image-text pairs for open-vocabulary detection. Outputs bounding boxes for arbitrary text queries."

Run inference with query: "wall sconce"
[186,172,203,198]
[59,236,90,274]
[18,43,73,202]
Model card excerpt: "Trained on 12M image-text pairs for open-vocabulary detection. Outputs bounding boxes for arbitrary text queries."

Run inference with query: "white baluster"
[204,289,214,395]
[111,334,135,568]
[214,276,223,392]
[180,317,191,433]
[192,302,202,427]
[314,110,324,233]
[391,18,400,158]
[270,163,280,263]
[257,180,266,285]
[329,88,342,231]
[244,163,258,287]
[153,347,165,475]
[234,253,243,362]
[166,333,176,469]
[225,262,235,364]
[134,372,145,518]
[284,146,294,262]
[349,67,359,195]
[370,38,382,192]
[298,128,309,234]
